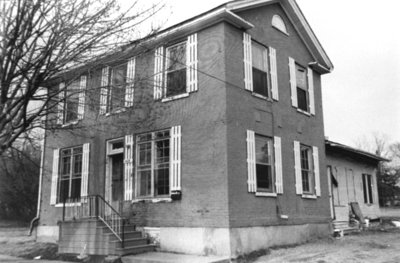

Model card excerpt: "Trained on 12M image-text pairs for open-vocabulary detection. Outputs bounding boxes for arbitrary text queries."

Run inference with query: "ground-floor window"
[255,135,274,193]
[136,130,170,198]
[300,144,314,194]
[362,174,373,204]
[58,146,83,202]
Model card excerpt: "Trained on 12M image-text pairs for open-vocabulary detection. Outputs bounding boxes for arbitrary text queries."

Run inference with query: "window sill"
[104,108,127,117]
[272,25,289,36]
[301,194,317,199]
[296,109,311,116]
[251,92,272,101]
[62,120,79,127]
[255,192,277,197]
[55,202,81,207]
[132,197,172,203]
[161,93,190,102]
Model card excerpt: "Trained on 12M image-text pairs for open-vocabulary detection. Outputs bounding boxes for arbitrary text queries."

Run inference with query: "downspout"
[29,131,46,236]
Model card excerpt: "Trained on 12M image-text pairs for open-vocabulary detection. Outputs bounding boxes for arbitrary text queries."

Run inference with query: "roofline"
[325,140,390,162]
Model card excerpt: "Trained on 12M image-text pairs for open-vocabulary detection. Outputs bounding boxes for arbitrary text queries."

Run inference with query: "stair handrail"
[94,195,126,248]
[61,195,126,248]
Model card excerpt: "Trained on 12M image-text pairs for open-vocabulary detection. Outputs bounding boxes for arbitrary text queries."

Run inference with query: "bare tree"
[0,0,164,155]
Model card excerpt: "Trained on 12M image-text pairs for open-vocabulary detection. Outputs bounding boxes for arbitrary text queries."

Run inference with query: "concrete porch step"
[121,252,230,263]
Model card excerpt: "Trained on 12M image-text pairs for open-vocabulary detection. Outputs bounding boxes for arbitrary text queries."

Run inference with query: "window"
[300,145,313,194]
[165,42,187,98]
[272,15,288,35]
[58,76,86,124]
[99,57,135,114]
[243,33,279,100]
[294,141,321,197]
[136,130,170,197]
[153,34,198,101]
[58,146,83,202]
[109,64,127,112]
[289,58,315,115]
[246,130,283,195]
[296,64,308,112]
[362,174,374,204]
[50,144,90,205]
[64,80,80,123]
[255,135,274,192]
[252,42,269,97]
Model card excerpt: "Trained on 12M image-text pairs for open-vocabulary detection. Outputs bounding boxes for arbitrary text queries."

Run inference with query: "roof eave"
[326,140,390,162]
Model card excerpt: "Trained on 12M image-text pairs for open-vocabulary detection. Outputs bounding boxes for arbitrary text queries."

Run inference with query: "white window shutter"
[124,135,134,200]
[246,130,256,193]
[125,58,136,107]
[154,47,164,100]
[80,143,90,198]
[289,57,297,107]
[100,67,109,114]
[170,126,182,192]
[274,136,283,194]
[294,141,302,195]
[57,83,65,125]
[313,146,321,196]
[243,33,253,92]
[308,68,315,115]
[269,47,279,100]
[50,149,60,205]
[186,33,198,93]
[78,76,87,120]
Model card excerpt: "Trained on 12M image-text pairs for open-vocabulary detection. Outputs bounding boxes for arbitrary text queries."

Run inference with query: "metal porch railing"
[62,195,126,248]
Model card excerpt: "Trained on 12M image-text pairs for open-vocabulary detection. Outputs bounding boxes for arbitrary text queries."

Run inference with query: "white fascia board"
[154,8,254,41]
[227,0,278,12]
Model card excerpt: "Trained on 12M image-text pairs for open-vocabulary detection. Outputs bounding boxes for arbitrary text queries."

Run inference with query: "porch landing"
[121,252,230,263]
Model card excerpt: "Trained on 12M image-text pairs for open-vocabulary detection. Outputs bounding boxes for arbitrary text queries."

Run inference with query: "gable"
[226,0,333,73]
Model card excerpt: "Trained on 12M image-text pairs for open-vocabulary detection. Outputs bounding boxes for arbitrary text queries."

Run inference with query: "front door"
[106,139,124,213]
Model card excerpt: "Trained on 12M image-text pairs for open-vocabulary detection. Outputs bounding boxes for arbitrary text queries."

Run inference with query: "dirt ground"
[252,229,400,263]
[1,220,400,262]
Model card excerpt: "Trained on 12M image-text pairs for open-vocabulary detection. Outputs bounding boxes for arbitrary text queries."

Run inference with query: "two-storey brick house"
[36,0,334,258]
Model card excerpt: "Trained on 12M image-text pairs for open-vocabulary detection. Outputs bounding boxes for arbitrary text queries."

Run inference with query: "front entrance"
[106,139,125,213]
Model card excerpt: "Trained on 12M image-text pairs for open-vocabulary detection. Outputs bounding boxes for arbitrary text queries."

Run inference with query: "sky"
[129,0,400,148]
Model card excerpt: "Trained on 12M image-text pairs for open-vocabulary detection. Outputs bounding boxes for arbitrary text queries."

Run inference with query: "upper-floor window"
[99,57,136,115]
[243,33,279,101]
[166,42,187,97]
[272,15,288,35]
[108,63,127,112]
[295,64,308,112]
[252,41,269,97]
[153,34,198,101]
[57,76,87,125]
[64,79,80,123]
[246,130,283,196]
[289,57,315,115]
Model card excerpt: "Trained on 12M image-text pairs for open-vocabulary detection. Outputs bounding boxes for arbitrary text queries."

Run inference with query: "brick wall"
[225,4,331,227]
